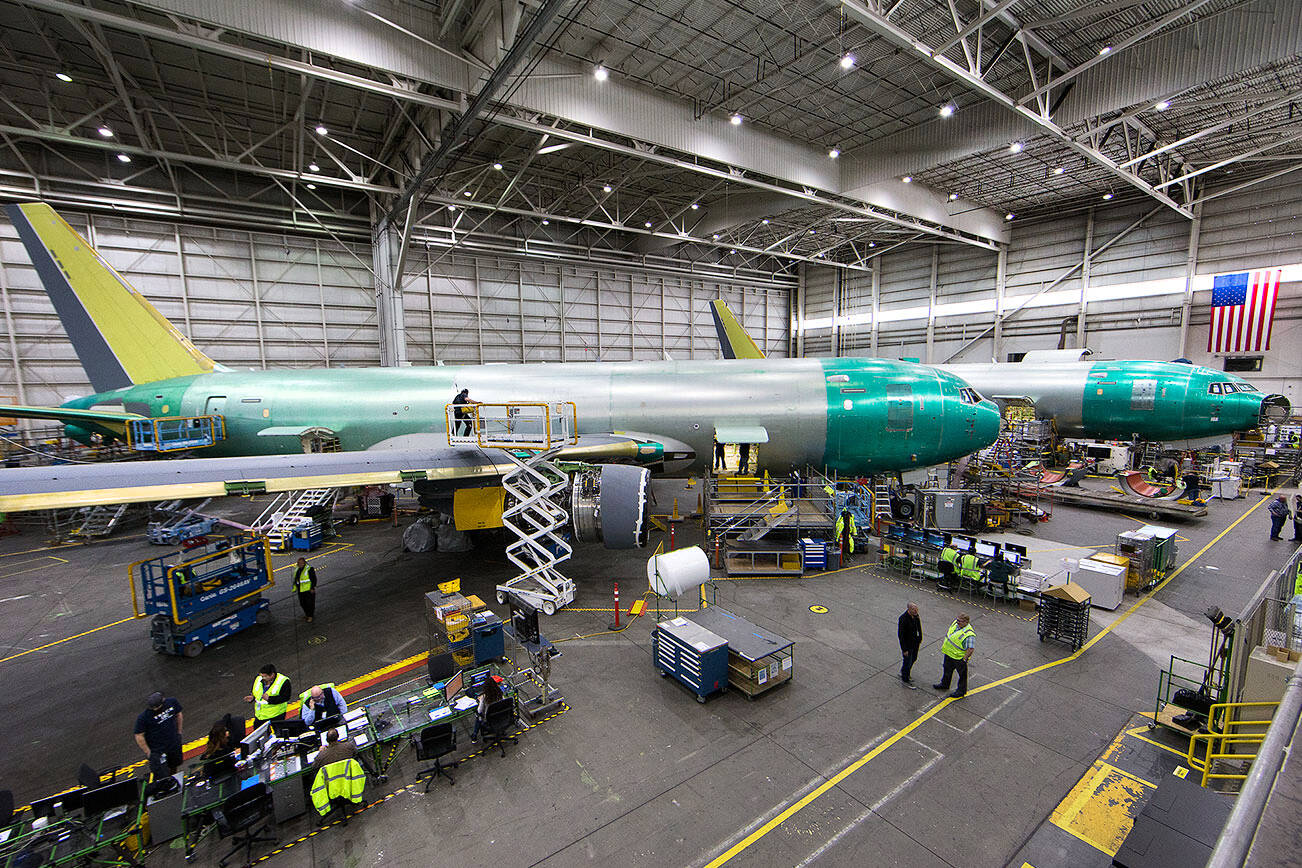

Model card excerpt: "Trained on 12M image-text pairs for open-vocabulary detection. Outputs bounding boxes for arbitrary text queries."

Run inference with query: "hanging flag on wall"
[1208,269,1281,354]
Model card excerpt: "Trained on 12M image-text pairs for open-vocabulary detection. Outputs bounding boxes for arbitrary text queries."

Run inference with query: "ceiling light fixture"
[492,162,503,170]
[939,103,955,118]
[602,184,613,193]
[1099,45,1112,55]
[463,190,472,197]
[762,219,770,225]
[1008,141,1023,154]
[447,204,457,211]
[97,126,113,138]
[315,125,328,135]
[1102,192,1114,200]
[55,72,73,83]
[306,183,316,190]
[902,175,912,183]
[593,65,609,82]
[712,233,720,240]
[828,148,840,159]
[729,249,737,254]
[116,153,131,163]
[542,219,550,225]
[1154,100,1170,111]
[948,192,959,201]
[869,241,876,248]
[840,53,855,70]
[690,203,699,210]
[1005,212,1015,220]
[537,142,572,155]
[808,229,816,235]
[1053,166,1066,175]
[644,221,652,228]
[729,113,743,125]
[308,163,320,172]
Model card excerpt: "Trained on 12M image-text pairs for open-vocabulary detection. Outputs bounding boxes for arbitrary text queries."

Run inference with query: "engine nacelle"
[570,464,650,550]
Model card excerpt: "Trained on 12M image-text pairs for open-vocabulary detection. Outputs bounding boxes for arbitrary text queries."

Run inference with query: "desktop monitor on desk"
[81,779,140,817]
[30,789,85,819]
[1004,552,1024,566]
[1005,543,1028,557]
[952,537,973,553]
[975,541,998,559]
[443,670,464,704]
[240,721,271,759]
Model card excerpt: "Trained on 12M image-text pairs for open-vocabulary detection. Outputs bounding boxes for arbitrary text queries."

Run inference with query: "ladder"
[260,489,337,550]
[458,401,580,616]
[871,478,893,531]
[74,503,129,538]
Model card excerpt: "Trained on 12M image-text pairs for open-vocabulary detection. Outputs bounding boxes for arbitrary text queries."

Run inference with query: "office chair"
[0,789,12,827]
[481,698,519,758]
[312,758,365,826]
[213,782,276,868]
[413,723,457,791]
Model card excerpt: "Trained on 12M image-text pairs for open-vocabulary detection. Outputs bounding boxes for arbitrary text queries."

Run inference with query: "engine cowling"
[570,464,650,550]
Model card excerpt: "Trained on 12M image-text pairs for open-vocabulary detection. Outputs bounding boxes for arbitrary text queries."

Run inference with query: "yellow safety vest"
[958,553,981,581]
[835,515,856,553]
[310,758,365,815]
[939,547,958,566]
[294,564,314,592]
[941,621,975,660]
[252,673,289,720]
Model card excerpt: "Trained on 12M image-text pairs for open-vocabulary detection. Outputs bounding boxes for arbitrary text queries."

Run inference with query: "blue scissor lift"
[131,535,273,657]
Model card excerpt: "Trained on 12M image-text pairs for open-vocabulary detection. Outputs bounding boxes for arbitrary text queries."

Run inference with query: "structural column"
[373,218,409,367]
[992,247,1007,362]
[1177,204,1202,359]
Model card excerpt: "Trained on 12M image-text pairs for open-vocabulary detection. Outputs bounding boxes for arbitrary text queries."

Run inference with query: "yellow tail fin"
[710,299,766,360]
[5,202,216,391]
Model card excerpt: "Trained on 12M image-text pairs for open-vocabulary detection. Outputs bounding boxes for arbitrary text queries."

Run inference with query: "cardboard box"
[1042,581,1091,605]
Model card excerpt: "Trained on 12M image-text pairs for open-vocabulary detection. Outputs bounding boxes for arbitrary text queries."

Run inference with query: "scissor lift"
[130,534,274,657]
[446,401,579,615]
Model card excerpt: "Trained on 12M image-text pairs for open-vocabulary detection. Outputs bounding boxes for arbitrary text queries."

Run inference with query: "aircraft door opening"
[885,384,914,432]
[204,396,226,416]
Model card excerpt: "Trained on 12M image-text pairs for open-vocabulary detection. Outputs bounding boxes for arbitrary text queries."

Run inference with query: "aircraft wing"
[0,432,694,512]
[0,404,144,437]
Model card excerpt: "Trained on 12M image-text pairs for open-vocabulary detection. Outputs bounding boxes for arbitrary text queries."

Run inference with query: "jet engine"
[569,464,651,550]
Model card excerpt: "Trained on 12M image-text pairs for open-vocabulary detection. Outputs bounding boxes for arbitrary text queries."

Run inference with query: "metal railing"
[1206,659,1302,868]
[1186,701,1278,788]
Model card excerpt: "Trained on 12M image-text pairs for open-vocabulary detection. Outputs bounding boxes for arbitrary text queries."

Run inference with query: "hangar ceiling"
[0,0,1297,275]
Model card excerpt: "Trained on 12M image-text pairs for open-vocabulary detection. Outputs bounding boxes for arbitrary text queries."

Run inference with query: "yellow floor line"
[0,616,136,664]
[1124,725,1191,760]
[703,485,1280,868]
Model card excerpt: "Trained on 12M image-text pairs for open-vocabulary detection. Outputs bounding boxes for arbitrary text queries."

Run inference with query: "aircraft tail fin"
[710,300,766,360]
[4,202,216,392]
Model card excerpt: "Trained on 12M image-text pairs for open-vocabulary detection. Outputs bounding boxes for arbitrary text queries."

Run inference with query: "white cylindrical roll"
[647,546,710,597]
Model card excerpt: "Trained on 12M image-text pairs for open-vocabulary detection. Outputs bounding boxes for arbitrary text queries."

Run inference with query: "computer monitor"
[240,721,271,759]
[509,597,541,645]
[975,541,998,559]
[1005,543,1028,556]
[1004,552,1023,566]
[81,779,140,817]
[443,670,464,704]
[30,789,84,819]
[271,719,309,738]
[951,537,972,553]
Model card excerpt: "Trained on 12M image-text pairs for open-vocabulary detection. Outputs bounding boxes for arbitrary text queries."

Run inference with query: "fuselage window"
[1208,383,1222,395]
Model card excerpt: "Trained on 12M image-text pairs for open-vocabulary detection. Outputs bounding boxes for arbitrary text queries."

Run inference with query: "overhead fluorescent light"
[55,72,73,83]
[315,125,328,135]
[537,142,572,155]
[840,54,855,70]
[116,153,131,163]
[939,104,955,118]
[593,65,609,82]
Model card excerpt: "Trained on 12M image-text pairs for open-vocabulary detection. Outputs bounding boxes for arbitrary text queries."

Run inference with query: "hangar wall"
[0,212,790,408]
[797,176,1302,402]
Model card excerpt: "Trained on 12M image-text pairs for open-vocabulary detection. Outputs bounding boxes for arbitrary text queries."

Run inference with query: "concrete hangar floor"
[0,477,1296,868]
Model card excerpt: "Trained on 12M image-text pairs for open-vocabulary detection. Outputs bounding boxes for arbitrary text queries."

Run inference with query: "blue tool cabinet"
[652,617,728,702]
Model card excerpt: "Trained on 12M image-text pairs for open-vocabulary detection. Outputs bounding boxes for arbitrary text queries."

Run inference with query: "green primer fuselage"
[66,357,1002,474]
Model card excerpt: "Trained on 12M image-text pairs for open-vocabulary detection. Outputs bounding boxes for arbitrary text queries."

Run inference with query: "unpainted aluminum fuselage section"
[940,359,1279,441]
[66,357,1001,475]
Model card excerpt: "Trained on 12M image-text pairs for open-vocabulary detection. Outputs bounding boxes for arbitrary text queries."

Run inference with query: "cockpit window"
[1208,383,1223,395]
[958,388,982,404]
[1237,382,1258,392]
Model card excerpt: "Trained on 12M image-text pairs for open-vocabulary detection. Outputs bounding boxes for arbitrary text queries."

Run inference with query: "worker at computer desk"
[301,684,348,730]
[311,728,357,776]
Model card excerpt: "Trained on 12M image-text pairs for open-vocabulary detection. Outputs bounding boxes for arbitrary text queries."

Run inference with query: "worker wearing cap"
[933,614,975,698]
[300,684,347,730]
[293,557,317,623]
[134,691,184,773]
[245,663,292,722]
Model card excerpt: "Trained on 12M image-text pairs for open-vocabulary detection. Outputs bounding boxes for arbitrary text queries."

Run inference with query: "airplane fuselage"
[67,357,1001,474]
[939,359,1274,441]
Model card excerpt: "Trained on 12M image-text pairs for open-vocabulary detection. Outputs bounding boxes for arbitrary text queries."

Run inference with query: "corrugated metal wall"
[797,175,1302,399]
[0,212,790,408]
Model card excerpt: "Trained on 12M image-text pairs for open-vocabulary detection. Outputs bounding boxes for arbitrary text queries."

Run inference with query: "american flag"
[1208,269,1281,354]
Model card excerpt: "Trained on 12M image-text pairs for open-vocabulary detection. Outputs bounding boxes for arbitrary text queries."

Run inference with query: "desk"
[179,773,243,861]
[0,802,145,867]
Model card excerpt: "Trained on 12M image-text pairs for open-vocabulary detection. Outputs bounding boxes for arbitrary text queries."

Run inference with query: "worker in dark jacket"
[1293,494,1302,542]
[898,603,922,686]
[1269,495,1291,541]
[293,557,317,622]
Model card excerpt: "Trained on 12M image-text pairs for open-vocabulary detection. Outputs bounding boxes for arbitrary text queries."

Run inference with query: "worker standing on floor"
[1293,494,1302,543]
[836,509,856,565]
[245,663,292,722]
[898,603,922,687]
[134,691,184,774]
[938,544,958,590]
[1268,495,1291,541]
[933,614,975,698]
[294,557,317,623]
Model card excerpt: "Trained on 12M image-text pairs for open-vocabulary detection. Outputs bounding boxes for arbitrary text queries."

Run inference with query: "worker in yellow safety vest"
[244,663,292,722]
[932,614,975,698]
[310,757,365,816]
[835,510,857,564]
[957,552,982,586]
[293,557,317,623]
[937,545,959,589]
